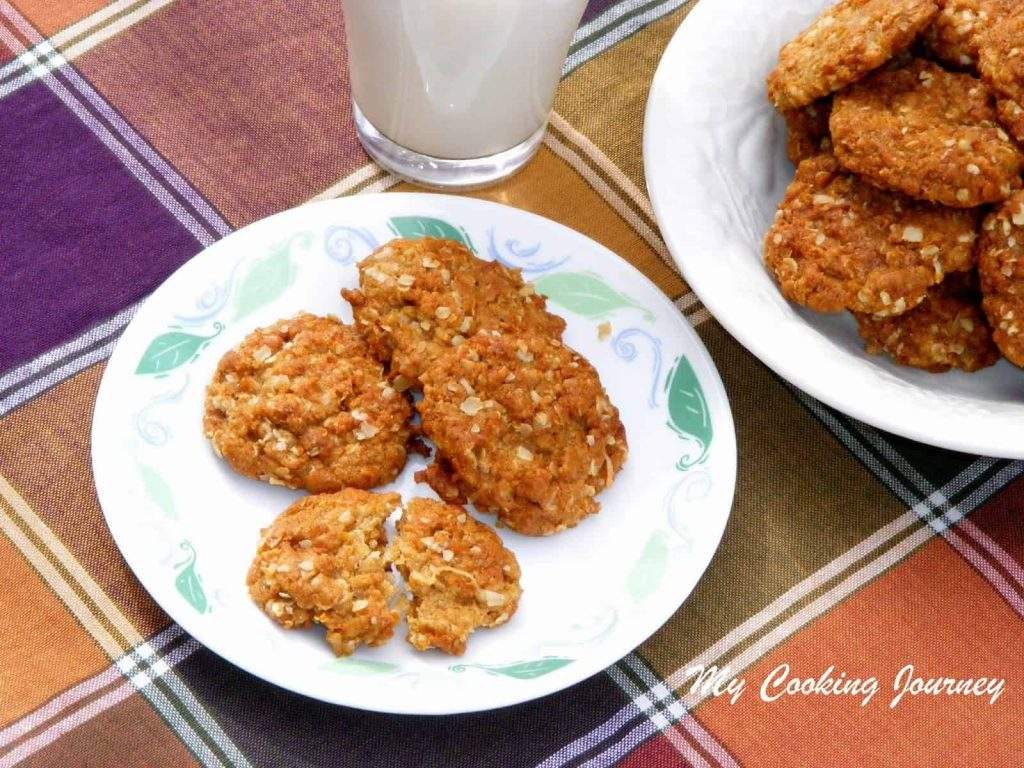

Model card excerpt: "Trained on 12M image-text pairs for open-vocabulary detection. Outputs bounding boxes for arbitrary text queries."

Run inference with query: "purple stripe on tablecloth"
[582,0,623,23]
[0,80,199,374]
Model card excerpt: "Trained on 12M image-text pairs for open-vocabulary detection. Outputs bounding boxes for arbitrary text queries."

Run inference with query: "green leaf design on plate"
[450,656,573,680]
[140,464,175,519]
[232,232,310,321]
[626,530,669,601]
[665,355,713,469]
[174,541,209,614]
[134,323,223,376]
[388,216,475,252]
[533,272,655,322]
[319,657,399,675]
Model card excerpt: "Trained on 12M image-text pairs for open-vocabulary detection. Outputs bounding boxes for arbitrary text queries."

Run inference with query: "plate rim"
[642,0,1024,460]
[91,192,738,714]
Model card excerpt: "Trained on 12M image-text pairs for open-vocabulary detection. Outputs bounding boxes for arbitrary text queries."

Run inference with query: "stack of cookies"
[202,237,628,657]
[764,0,1024,373]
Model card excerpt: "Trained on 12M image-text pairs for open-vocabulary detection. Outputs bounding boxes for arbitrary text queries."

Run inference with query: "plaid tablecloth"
[2,1,1022,765]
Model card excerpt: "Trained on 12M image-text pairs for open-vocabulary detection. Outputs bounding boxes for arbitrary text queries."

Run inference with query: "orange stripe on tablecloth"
[8,0,108,36]
[694,536,1024,767]
[0,476,137,659]
[0,532,107,725]
[15,689,202,768]
[0,469,251,768]
[0,362,168,637]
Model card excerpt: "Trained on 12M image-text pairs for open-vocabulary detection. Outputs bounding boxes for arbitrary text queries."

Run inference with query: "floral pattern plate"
[91,194,737,714]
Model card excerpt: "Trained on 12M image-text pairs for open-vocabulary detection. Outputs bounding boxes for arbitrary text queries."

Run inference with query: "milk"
[343,0,587,160]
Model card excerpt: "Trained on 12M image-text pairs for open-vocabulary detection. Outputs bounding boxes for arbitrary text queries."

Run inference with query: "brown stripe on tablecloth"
[171,644,631,768]
[546,115,666,255]
[17,688,202,768]
[555,5,696,194]
[618,733,689,767]
[542,117,678,281]
[394,145,687,299]
[76,0,366,228]
[0,362,169,637]
[0,532,107,725]
[635,322,904,678]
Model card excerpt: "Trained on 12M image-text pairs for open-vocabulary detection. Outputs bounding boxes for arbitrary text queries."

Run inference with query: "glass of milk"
[342,0,587,189]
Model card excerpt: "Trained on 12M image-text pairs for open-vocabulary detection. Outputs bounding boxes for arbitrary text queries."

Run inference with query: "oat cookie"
[246,490,400,655]
[416,331,627,536]
[784,98,833,164]
[341,238,565,389]
[830,59,1023,208]
[977,11,1024,142]
[389,498,521,655]
[977,10,1024,101]
[978,191,1024,366]
[764,155,978,315]
[767,0,937,110]
[204,313,411,492]
[923,0,1015,68]
[855,273,999,371]
[995,98,1024,144]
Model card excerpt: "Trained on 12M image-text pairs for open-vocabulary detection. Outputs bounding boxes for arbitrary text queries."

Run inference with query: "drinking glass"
[342,0,588,189]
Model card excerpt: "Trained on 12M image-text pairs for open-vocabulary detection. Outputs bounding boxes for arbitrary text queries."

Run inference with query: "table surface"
[1,1,1022,766]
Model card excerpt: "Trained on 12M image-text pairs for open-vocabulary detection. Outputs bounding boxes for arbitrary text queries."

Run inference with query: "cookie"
[978,191,1024,366]
[416,331,628,536]
[977,11,1024,143]
[855,273,999,371]
[389,498,521,655]
[246,490,400,655]
[767,0,937,109]
[996,98,1024,144]
[830,59,1022,208]
[784,98,833,164]
[764,155,979,315]
[204,313,411,492]
[923,0,1015,68]
[341,238,565,389]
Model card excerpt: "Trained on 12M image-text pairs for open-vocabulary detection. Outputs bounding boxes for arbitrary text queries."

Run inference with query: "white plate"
[92,194,737,714]
[644,0,1024,459]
